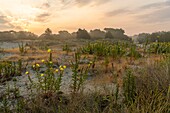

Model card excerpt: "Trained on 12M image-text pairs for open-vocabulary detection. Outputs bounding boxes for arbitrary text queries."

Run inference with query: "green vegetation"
[27,50,65,94]
[136,31,170,43]
[0,40,169,113]
[79,41,141,59]
[150,42,170,54]
[0,60,23,82]
[18,42,27,55]
[62,43,72,54]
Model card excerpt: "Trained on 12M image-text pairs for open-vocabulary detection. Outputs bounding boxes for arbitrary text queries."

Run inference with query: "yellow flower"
[88,64,91,67]
[36,64,40,67]
[89,61,93,64]
[60,68,64,71]
[32,65,35,68]
[25,71,29,75]
[47,49,51,53]
[41,74,44,77]
[55,69,59,72]
[41,59,45,63]
[59,65,62,68]
[63,65,66,69]
[49,61,53,64]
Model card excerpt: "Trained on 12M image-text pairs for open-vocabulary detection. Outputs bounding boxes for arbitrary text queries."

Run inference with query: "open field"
[0,38,169,113]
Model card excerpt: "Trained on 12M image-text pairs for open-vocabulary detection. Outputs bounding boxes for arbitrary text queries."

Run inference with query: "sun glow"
[0,0,169,35]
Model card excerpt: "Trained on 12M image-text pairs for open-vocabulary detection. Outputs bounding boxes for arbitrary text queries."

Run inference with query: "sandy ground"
[0,41,117,100]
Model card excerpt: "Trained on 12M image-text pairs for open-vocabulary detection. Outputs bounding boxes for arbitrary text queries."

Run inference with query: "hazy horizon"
[0,0,170,35]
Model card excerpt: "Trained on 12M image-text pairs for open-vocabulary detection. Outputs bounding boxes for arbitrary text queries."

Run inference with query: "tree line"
[39,28,131,41]
[1,28,169,42]
[0,30,38,41]
[0,28,132,41]
[134,31,170,43]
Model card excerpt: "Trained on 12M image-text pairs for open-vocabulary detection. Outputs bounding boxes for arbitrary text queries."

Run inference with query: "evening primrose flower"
[55,69,59,72]
[40,74,44,76]
[47,49,51,53]
[41,59,45,63]
[63,65,66,69]
[59,65,62,68]
[36,64,40,67]
[25,71,29,75]
[32,65,35,68]
[89,61,93,64]
[60,67,64,71]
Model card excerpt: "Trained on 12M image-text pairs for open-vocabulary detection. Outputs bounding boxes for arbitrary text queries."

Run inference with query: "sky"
[0,0,170,35]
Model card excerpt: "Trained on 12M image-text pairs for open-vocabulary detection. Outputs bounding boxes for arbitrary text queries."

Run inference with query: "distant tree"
[58,30,72,38]
[105,31,114,39]
[45,28,52,35]
[76,29,91,39]
[17,31,38,39]
[39,28,53,38]
[0,31,37,40]
[135,31,170,43]
[104,28,131,41]
[71,32,77,38]
[90,29,105,39]
[104,28,125,34]
[0,31,14,40]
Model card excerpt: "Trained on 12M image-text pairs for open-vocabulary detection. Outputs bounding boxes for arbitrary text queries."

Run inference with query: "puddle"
[0,53,14,59]
[0,42,26,49]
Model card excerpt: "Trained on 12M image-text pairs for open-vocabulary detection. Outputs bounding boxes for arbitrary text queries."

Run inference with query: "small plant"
[1,95,10,113]
[47,48,53,61]
[104,55,109,73]
[18,42,27,55]
[150,42,170,54]
[70,52,89,93]
[0,60,23,83]
[62,43,71,54]
[0,47,4,53]
[26,49,66,94]
[144,37,149,54]
[126,45,142,59]
[123,69,136,105]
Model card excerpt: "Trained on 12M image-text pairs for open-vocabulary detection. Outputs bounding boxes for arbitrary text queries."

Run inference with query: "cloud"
[38,2,50,10]
[106,0,170,22]
[106,0,170,17]
[140,1,170,9]
[37,13,50,18]
[75,0,91,6]
[0,16,8,24]
[0,15,28,30]
[35,13,51,22]
[60,0,111,8]
[106,8,131,16]
[75,0,111,6]
[0,16,15,29]
[42,3,50,8]
[136,7,170,23]
[134,1,170,23]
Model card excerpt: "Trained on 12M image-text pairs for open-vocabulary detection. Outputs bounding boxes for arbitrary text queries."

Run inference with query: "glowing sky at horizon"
[0,0,170,35]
